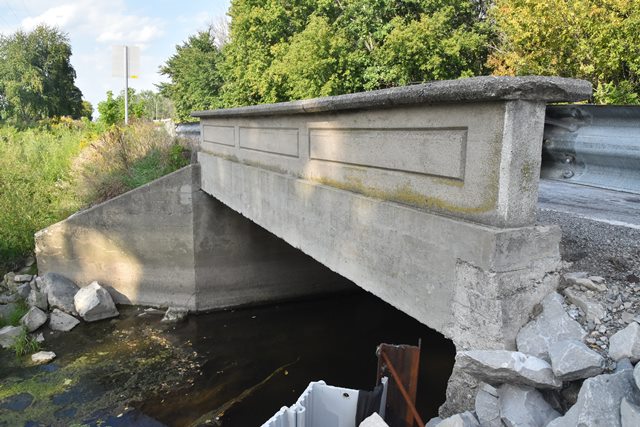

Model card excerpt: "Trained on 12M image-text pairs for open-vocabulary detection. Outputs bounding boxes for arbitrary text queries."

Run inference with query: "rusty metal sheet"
[376,342,422,427]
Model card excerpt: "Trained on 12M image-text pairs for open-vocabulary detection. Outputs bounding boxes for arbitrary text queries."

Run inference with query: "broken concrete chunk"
[49,308,80,332]
[548,339,605,381]
[588,276,605,284]
[437,411,479,427]
[425,417,443,427]
[27,289,48,311]
[20,307,47,333]
[516,292,586,362]
[13,274,32,283]
[474,383,501,427]
[498,384,560,427]
[0,325,23,348]
[359,412,389,427]
[547,369,640,427]
[161,307,188,323]
[621,398,640,427]
[31,351,56,364]
[43,272,79,315]
[456,350,562,389]
[563,288,607,323]
[74,281,119,322]
[16,283,31,299]
[609,322,640,362]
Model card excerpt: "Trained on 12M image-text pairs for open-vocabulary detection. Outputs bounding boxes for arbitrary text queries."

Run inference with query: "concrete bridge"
[36,76,591,353]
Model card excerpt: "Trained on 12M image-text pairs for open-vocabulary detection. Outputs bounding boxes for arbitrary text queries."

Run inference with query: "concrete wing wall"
[35,165,352,310]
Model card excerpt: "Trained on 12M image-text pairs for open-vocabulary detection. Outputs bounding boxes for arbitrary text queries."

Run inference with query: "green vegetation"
[159,30,224,122]
[0,300,29,328]
[160,0,491,112]
[159,0,640,111]
[0,25,88,125]
[489,0,640,104]
[0,119,191,274]
[10,328,40,357]
[97,89,174,126]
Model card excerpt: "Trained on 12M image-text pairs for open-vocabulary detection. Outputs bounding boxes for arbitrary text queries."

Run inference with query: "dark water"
[0,290,455,426]
[140,291,455,426]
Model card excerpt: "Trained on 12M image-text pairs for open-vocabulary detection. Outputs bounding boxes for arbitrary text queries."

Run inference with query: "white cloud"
[20,0,165,46]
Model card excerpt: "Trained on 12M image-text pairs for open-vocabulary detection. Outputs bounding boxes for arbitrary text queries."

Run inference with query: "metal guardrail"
[542,105,640,195]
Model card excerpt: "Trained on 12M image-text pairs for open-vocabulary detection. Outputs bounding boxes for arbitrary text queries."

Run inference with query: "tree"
[158,29,224,122]
[489,0,640,104]
[0,25,83,124]
[80,100,93,121]
[219,0,491,105]
[97,89,172,125]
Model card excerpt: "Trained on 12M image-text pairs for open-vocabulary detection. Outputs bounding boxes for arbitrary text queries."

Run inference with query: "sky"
[0,0,231,113]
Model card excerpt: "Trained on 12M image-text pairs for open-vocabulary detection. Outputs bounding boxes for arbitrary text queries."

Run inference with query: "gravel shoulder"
[537,206,640,360]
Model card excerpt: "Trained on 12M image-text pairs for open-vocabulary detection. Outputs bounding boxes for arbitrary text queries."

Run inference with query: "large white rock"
[20,307,47,332]
[563,288,607,323]
[548,339,605,381]
[609,322,640,362]
[359,413,389,427]
[456,350,562,389]
[27,289,48,311]
[0,325,22,348]
[437,411,479,427]
[621,398,640,427]
[31,351,56,364]
[547,369,640,427]
[16,283,30,299]
[49,308,80,331]
[74,281,119,322]
[635,363,640,390]
[516,293,586,361]
[498,384,560,427]
[161,307,188,323]
[474,383,501,427]
[43,272,79,315]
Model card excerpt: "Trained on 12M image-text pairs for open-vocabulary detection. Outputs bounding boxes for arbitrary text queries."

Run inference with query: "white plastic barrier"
[262,378,388,427]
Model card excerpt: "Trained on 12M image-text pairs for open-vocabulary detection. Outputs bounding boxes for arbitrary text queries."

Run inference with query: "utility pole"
[124,45,129,125]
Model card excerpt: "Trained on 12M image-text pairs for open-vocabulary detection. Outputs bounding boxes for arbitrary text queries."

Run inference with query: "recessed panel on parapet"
[203,125,235,147]
[239,127,300,158]
[309,127,467,181]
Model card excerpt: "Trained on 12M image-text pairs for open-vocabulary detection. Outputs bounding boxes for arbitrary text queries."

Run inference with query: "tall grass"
[73,120,190,204]
[0,118,190,274]
[0,120,87,271]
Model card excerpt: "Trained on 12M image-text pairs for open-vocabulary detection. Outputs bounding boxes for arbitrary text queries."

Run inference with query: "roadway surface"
[538,179,640,229]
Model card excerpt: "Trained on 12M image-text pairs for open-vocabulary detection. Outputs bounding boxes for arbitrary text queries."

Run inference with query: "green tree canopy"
[0,25,84,124]
[221,0,491,105]
[489,0,640,104]
[158,29,224,122]
[97,89,173,125]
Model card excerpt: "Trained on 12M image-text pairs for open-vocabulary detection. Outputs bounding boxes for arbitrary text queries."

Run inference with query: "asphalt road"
[538,179,640,229]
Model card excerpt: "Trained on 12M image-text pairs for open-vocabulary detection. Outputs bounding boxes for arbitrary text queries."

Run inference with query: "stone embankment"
[1,267,188,362]
[0,266,145,364]
[430,271,640,427]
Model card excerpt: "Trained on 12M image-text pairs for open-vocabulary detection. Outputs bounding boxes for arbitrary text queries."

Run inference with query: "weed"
[10,327,40,357]
[0,300,29,328]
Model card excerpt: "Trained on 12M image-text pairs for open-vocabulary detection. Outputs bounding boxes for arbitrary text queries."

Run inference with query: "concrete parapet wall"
[35,165,350,310]
[194,76,592,349]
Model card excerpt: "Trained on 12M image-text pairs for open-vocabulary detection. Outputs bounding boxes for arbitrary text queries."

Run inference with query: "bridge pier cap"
[193,76,592,350]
